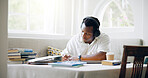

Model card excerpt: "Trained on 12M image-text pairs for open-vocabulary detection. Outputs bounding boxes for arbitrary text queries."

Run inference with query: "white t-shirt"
[62,33,110,56]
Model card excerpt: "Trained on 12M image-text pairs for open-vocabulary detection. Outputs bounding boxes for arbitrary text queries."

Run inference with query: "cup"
[106,52,114,60]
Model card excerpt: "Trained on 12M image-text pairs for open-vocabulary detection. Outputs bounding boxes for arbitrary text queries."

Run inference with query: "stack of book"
[47,46,62,56]
[8,48,37,64]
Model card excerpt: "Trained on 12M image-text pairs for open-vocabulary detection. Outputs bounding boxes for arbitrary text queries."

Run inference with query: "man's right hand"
[62,55,71,61]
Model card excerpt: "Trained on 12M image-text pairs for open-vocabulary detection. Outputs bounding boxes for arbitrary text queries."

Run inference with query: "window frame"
[93,0,134,33]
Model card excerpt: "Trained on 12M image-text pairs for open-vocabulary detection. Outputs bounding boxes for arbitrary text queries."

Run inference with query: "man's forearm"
[81,52,106,61]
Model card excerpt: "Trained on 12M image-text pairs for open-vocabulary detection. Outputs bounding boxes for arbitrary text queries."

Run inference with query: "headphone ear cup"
[94,30,100,37]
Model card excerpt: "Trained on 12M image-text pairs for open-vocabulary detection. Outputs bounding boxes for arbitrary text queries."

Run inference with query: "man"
[62,16,110,61]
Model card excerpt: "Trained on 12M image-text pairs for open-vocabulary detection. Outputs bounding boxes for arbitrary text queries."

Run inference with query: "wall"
[143,0,148,45]
[0,0,8,78]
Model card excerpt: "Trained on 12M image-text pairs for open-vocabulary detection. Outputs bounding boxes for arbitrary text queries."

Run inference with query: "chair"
[119,45,148,78]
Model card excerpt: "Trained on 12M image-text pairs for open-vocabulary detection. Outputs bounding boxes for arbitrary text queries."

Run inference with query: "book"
[23,49,33,52]
[28,60,57,65]
[8,48,35,64]
[82,61,102,64]
[8,49,19,53]
[27,55,62,65]
[8,55,21,59]
[21,55,36,58]
[7,60,27,64]
[21,52,37,55]
[8,53,21,56]
[9,58,26,61]
[101,60,121,66]
[48,61,87,67]
[8,48,33,53]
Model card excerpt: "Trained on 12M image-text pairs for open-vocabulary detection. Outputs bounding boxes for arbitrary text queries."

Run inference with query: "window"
[102,0,134,28]
[8,0,134,38]
[8,0,69,36]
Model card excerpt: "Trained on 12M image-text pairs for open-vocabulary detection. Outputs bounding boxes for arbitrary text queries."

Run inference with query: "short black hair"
[81,16,100,37]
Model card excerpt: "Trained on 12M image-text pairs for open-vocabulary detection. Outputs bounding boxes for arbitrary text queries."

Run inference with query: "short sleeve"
[61,35,78,56]
[61,39,73,56]
[97,33,110,52]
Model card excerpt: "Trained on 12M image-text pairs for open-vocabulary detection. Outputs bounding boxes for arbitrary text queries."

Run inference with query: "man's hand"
[70,56,79,61]
[62,55,71,61]
[62,55,79,61]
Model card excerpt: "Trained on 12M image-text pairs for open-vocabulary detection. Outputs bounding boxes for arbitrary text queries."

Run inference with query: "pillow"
[47,46,63,56]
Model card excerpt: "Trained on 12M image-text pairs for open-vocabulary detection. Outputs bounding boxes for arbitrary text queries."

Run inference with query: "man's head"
[81,16,100,44]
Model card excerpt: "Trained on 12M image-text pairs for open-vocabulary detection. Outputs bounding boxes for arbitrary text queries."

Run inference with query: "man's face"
[81,24,94,43]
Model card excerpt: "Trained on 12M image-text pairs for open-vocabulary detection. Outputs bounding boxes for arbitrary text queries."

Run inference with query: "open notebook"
[48,61,87,67]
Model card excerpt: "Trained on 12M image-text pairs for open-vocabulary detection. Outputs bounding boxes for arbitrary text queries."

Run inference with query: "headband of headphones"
[81,17,100,31]
[81,17,100,37]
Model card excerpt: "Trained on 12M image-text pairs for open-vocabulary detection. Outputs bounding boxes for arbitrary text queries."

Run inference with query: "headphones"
[81,17,100,37]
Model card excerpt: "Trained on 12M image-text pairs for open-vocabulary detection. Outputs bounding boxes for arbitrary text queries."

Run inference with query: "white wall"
[143,0,148,45]
[0,0,8,78]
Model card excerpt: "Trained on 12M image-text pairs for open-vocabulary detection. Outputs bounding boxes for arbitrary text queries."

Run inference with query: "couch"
[8,38,142,62]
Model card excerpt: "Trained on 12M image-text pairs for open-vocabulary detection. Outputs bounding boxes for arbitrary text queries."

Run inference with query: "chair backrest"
[119,45,148,78]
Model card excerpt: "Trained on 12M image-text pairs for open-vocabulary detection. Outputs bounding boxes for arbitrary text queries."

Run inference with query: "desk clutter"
[8,48,37,64]
[27,55,87,67]
[27,55,86,67]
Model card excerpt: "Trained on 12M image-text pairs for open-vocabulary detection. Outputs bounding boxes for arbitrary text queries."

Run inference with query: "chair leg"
[145,63,148,78]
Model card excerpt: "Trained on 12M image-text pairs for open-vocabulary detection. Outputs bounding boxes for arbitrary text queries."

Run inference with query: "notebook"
[48,61,87,67]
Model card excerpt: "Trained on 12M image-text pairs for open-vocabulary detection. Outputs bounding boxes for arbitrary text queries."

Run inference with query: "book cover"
[101,60,121,66]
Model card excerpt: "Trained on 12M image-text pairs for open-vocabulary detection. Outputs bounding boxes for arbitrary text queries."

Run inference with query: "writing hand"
[62,55,79,61]
[62,55,71,61]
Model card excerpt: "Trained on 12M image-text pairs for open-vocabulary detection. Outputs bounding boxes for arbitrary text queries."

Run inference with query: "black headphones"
[81,17,100,37]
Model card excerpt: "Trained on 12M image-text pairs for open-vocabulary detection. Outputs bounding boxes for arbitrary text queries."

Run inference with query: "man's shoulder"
[98,33,109,39]
[94,33,110,43]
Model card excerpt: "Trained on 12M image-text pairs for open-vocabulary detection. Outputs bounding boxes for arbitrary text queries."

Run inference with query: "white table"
[7,64,147,78]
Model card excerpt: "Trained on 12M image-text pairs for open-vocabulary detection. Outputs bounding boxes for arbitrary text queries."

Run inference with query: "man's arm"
[80,51,106,61]
[62,52,106,61]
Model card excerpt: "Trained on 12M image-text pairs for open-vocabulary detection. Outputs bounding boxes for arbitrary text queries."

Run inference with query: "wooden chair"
[119,45,148,78]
